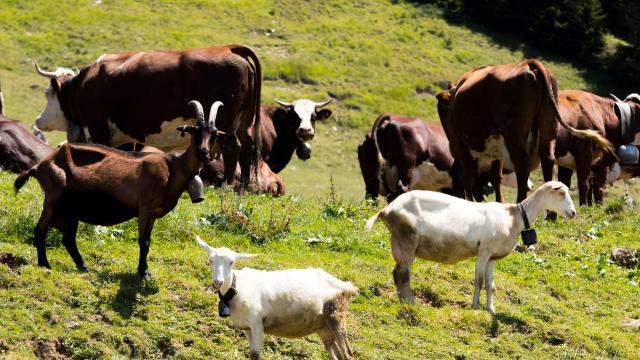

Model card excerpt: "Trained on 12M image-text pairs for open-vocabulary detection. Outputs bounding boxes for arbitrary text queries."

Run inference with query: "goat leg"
[484,259,497,314]
[136,216,155,279]
[472,254,490,309]
[246,322,264,360]
[60,217,87,271]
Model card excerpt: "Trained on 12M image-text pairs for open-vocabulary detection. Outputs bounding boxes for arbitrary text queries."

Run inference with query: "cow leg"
[137,215,156,279]
[557,166,573,189]
[450,146,475,200]
[575,158,592,206]
[489,160,504,203]
[591,165,608,205]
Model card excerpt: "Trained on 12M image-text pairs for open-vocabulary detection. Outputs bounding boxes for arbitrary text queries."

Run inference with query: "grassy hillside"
[1,0,639,359]
[0,0,626,199]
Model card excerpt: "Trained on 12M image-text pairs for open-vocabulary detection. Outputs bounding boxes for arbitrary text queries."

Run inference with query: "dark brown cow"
[0,83,54,172]
[255,99,333,173]
[34,44,262,187]
[200,156,285,196]
[437,60,614,202]
[357,113,525,202]
[555,91,640,205]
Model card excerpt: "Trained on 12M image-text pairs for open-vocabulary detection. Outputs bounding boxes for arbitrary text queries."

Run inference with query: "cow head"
[34,61,77,132]
[179,100,222,163]
[611,93,640,138]
[273,98,334,143]
[357,133,383,201]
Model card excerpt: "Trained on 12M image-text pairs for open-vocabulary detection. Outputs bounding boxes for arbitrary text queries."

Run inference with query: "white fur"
[365,181,576,314]
[624,93,640,103]
[196,236,357,359]
[470,134,514,169]
[409,161,452,191]
[108,117,193,151]
[291,99,319,139]
[36,68,76,132]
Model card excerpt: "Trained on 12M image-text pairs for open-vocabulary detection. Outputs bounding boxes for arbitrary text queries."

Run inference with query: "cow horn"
[34,60,56,78]
[610,93,623,102]
[208,101,224,128]
[274,98,293,108]
[188,100,205,123]
[313,98,334,108]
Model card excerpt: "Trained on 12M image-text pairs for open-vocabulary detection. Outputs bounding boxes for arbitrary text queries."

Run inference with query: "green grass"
[1,0,639,358]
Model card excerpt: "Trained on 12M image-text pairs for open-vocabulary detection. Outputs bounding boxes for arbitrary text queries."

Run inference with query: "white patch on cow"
[36,84,69,132]
[107,117,193,151]
[410,161,452,191]
[556,153,576,170]
[607,162,622,185]
[624,93,640,102]
[83,126,93,143]
[469,134,514,169]
[291,100,317,138]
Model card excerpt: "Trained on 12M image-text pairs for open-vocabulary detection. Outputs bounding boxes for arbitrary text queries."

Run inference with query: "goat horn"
[610,93,623,102]
[273,98,293,107]
[34,60,56,78]
[188,100,205,123]
[209,101,224,128]
[313,98,334,108]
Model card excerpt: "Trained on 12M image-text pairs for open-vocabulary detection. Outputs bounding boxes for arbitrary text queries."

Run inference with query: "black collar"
[218,274,237,304]
[517,203,530,229]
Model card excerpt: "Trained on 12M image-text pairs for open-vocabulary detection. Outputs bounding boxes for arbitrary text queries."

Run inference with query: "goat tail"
[14,168,35,193]
[365,210,382,231]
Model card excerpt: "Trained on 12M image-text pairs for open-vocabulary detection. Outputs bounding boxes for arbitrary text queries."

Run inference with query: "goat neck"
[511,187,546,233]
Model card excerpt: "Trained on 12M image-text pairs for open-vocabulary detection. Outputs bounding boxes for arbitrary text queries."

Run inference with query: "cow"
[200,156,285,196]
[0,82,54,173]
[33,44,262,188]
[256,99,333,173]
[436,60,615,203]
[357,113,527,202]
[555,91,640,205]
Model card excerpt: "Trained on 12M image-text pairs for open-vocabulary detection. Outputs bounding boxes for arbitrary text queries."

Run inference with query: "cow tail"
[231,45,262,179]
[371,113,392,155]
[14,168,35,193]
[528,59,616,157]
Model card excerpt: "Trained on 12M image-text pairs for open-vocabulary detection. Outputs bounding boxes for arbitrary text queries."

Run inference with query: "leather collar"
[615,101,635,143]
[218,274,237,304]
[517,203,530,229]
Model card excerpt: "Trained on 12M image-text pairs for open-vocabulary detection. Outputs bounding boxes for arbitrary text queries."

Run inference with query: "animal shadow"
[97,271,159,319]
[489,313,531,338]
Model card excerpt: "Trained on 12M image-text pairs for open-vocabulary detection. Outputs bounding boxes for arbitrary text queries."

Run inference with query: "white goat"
[365,181,576,314]
[196,236,358,360]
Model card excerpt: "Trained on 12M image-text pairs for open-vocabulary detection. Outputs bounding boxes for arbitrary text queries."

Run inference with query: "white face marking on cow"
[36,84,70,131]
[624,93,640,103]
[410,161,453,191]
[291,99,318,140]
[107,117,193,151]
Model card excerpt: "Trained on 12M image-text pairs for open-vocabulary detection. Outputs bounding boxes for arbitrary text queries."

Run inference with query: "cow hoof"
[139,270,152,280]
[38,262,52,269]
[77,264,89,273]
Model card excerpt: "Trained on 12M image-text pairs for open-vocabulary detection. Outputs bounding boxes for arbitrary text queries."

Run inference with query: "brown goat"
[14,100,222,278]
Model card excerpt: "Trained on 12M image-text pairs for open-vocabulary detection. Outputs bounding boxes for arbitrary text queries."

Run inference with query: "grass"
[1,0,639,358]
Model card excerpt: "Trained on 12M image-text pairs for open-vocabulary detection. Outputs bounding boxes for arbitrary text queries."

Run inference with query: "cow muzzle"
[297,128,314,141]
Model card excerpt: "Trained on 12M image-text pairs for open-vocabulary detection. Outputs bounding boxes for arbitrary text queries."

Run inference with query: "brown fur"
[0,118,54,173]
[14,102,216,277]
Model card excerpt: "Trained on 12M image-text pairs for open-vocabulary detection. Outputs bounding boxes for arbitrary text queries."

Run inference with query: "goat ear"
[235,253,258,261]
[195,235,214,255]
[551,184,564,191]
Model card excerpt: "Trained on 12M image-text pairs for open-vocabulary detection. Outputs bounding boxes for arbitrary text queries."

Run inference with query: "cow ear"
[436,91,451,105]
[272,107,287,121]
[316,109,332,121]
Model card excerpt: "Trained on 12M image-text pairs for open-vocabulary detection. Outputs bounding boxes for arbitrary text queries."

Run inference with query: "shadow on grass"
[489,313,531,338]
[97,271,159,319]
[406,2,630,96]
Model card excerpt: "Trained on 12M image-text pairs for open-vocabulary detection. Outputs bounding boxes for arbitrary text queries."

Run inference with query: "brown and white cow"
[254,99,333,173]
[200,156,285,197]
[0,83,54,173]
[357,113,526,202]
[555,91,640,205]
[34,44,262,187]
[437,60,615,203]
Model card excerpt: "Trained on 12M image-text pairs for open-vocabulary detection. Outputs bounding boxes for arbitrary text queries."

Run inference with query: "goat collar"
[517,203,537,246]
[217,274,237,318]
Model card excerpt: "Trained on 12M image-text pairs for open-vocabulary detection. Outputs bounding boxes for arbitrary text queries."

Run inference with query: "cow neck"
[59,75,79,128]
[615,101,635,143]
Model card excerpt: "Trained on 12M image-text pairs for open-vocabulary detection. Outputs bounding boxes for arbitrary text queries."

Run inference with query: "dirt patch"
[33,339,70,360]
[414,287,445,308]
[543,330,566,346]
[610,248,640,268]
[0,253,28,269]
